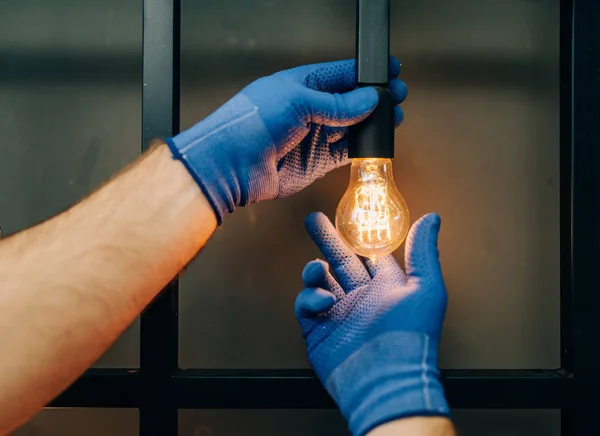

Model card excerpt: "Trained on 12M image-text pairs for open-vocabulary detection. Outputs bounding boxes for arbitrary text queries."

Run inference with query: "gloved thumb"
[303,87,379,127]
[405,213,443,280]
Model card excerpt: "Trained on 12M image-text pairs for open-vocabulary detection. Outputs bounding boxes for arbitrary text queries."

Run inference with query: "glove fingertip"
[409,213,441,245]
[305,211,326,232]
[389,56,401,77]
[425,212,442,233]
[304,211,332,235]
[340,87,379,120]
[394,106,405,128]
[389,78,408,104]
[405,213,442,277]
[302,259,330,286]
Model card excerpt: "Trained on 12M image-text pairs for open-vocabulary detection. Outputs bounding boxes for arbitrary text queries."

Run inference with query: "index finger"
[363,254,407,282]
[305,212,371,292]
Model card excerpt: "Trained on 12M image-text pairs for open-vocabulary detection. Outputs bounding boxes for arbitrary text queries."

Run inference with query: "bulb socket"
[348,86,395,159]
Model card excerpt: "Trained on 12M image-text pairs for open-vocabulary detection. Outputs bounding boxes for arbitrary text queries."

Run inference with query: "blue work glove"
[295,212,450,436]
[165,58,407,224]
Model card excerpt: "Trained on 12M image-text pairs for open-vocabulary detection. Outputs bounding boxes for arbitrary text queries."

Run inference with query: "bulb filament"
[335,158,409,259]
[351,162,392,244]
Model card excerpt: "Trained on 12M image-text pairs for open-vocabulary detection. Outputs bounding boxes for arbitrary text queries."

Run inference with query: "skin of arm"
[0,61,451,435]
[0,147,454,436]
[367,417,457,436]
[0,143,216,434]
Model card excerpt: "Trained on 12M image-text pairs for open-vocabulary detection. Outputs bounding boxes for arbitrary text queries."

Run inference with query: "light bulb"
[335,158,409,260]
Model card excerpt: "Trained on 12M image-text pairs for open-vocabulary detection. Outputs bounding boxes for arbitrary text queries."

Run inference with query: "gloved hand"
[165,58,407,224]
[295,212,450,436]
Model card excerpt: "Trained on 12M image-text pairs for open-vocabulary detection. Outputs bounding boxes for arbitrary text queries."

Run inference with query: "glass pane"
[14,408,138,436]
[453,410,560,436]
[0,0,142,368]
[179,410,347,436]
[179,0,560,369]
[179,410,560,436]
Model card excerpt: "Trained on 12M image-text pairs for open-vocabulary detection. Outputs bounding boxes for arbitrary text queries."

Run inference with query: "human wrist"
[326,331,449,436]
[165,93,276,224]
[367,416,456,436]
[110,141,217,232]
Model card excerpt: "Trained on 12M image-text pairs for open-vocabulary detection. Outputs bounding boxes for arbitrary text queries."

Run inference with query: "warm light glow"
[336,158,409,259]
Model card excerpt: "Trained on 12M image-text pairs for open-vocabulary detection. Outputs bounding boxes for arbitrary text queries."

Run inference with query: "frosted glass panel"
[0,0,142,368]
[179,0,560,369]
[14,408,138,436]
[178,410,560,436]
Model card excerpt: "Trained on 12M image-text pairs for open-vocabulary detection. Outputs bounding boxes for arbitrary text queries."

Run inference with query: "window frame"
[49,1,600,435]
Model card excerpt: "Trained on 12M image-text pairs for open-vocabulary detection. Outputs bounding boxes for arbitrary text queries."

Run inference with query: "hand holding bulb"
[165,58,406,225]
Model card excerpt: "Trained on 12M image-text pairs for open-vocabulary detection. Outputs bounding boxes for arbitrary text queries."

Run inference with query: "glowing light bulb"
[335,158,409,260]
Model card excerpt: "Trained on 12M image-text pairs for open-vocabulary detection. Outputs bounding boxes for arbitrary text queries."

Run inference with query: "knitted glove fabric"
[296,212,450,436]
[165,58,407,224]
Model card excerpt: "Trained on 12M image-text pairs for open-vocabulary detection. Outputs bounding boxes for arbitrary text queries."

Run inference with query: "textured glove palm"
[165,59,407,224]
[296,212,450,436]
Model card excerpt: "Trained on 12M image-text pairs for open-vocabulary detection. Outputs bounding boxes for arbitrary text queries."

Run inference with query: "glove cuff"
[325,331,450,436]
[165,93,276,225]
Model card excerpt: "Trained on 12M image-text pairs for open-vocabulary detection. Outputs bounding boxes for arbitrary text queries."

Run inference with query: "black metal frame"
[49,0,600,435]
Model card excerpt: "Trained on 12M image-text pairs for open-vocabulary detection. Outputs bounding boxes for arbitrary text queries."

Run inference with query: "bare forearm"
[0,143,216,433]
[367,417,456,436]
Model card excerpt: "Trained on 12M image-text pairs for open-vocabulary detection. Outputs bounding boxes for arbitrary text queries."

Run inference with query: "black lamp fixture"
[335,0,410,260]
